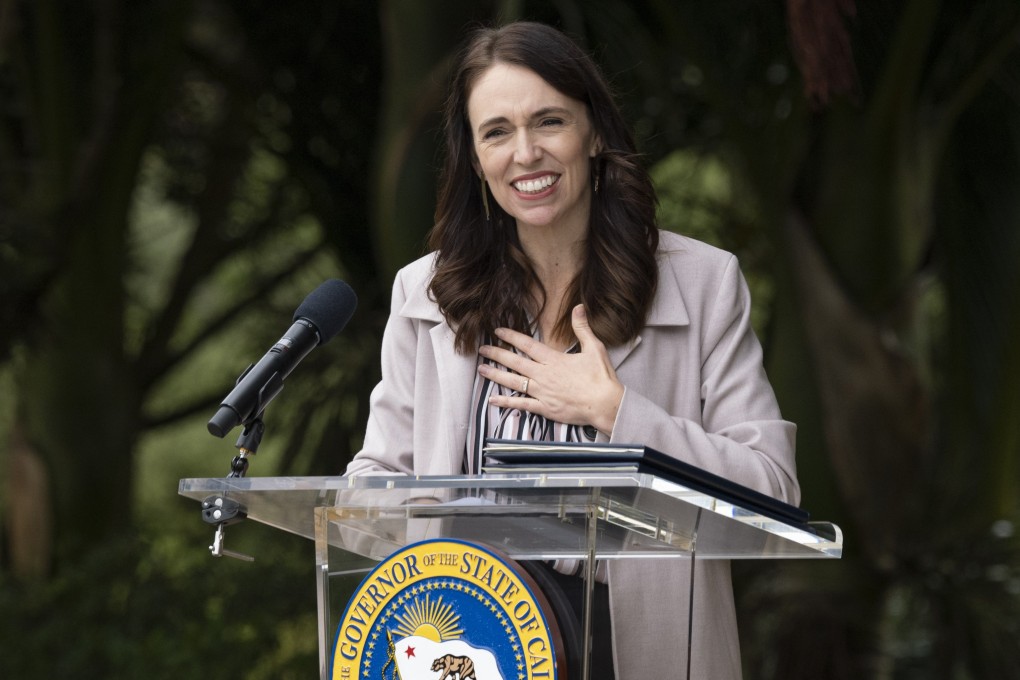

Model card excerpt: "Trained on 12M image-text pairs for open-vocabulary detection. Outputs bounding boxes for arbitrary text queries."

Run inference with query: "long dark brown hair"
[428,21,659,353]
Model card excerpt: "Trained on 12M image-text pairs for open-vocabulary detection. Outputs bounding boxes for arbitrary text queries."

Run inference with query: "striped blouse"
[464,337,597,475]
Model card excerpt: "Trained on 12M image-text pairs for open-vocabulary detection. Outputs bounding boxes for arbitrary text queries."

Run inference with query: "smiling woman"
[344,21,799,680]
[469,63,600,245]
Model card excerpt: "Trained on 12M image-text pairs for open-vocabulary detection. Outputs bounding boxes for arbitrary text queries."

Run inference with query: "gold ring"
[521,378,529,394]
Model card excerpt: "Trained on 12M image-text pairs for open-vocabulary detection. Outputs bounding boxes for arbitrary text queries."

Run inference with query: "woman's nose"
[513,130,542,164]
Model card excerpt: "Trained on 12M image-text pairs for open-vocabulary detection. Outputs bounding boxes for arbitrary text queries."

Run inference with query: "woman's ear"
[590,135,603,158]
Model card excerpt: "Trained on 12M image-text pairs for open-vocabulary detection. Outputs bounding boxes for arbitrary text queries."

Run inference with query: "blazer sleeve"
[344,267,418,476]
[609,254,800,506]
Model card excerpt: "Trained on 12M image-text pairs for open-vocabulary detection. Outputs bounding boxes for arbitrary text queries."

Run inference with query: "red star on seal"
[404,646,416,659]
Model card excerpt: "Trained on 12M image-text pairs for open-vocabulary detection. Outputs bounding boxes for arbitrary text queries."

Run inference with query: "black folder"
[482,439,810,527]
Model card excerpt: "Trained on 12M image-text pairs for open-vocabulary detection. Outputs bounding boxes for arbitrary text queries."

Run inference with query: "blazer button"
[583,425,598,440]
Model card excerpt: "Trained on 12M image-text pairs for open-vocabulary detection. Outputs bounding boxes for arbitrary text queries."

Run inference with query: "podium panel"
[180,469,841,679]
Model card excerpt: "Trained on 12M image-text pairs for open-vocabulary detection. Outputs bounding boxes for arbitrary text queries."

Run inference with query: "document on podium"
[481,439,810,527]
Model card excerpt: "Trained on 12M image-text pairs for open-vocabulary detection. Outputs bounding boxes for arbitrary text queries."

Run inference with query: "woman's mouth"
[512,174,559,194]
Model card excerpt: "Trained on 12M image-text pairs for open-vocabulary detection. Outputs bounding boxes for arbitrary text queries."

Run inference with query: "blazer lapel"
[399,277,475,474]
[607,248,691,368]
[430,322,476,471]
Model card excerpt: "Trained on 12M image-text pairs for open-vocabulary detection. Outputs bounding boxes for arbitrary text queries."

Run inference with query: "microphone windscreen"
[294,279,358,343]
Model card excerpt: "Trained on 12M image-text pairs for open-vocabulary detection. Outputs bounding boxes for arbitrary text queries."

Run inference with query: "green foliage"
[652,149,775,335]
[0,522,318,679]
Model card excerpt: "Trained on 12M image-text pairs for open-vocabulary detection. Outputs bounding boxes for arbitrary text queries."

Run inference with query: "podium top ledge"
[179,472,842,561]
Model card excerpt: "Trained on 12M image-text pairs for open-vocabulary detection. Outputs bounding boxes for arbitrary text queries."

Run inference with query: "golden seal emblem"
[331,538,563,679]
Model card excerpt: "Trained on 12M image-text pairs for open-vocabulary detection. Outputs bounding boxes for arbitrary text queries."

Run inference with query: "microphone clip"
[229,418,265,478]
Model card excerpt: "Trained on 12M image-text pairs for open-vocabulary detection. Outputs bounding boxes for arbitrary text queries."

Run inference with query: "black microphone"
[207,279,358,437]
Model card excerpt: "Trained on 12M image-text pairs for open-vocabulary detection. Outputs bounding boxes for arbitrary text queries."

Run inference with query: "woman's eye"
[539,118,564,127]
[482,128,505,140]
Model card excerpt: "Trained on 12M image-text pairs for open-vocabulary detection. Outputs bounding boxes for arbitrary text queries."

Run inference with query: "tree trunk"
[2,0,192,571]
[4,422,53,579]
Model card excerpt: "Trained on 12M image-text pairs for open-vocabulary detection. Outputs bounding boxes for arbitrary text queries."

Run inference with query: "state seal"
[331,538,564,680]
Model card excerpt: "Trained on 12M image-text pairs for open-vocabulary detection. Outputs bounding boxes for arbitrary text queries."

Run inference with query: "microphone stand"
[202,416,266,561]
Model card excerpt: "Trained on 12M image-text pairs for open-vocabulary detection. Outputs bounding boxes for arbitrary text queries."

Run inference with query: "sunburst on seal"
[391,593,464,642]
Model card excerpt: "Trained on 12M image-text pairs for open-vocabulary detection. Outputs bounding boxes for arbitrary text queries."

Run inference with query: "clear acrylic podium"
[179,467,841,680]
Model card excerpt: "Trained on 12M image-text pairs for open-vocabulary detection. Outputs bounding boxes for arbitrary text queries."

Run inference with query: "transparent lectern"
[179,458,841,680]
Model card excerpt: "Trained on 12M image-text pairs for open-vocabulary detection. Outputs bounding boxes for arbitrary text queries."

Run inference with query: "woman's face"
[467,63,599,235]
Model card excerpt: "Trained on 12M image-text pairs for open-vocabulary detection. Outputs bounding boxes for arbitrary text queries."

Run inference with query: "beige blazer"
[346,230,799,679]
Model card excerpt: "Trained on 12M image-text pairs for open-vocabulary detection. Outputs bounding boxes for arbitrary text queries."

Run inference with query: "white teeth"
[513,175,557,193]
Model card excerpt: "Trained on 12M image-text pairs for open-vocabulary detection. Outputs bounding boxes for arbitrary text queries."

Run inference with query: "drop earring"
[480,174,491,221]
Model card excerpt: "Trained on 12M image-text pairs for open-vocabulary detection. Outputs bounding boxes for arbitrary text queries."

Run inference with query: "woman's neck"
[517,218,586,279]
[517,223,586,351]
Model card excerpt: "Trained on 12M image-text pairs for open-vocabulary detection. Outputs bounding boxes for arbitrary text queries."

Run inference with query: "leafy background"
[2,1,1019,677]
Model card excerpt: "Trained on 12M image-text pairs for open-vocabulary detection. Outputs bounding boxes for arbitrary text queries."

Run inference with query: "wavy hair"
[428,21,659,353]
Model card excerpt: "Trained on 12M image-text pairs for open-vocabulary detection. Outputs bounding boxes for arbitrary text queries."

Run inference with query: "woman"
[345,21,799,679]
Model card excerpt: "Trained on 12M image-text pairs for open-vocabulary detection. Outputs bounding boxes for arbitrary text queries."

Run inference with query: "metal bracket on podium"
[201,495,254,561]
